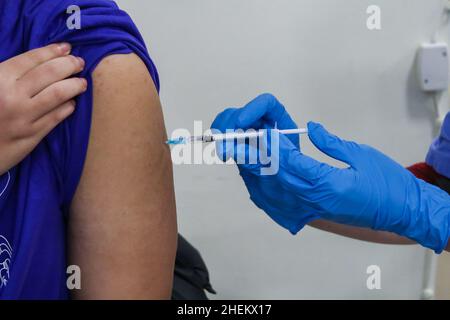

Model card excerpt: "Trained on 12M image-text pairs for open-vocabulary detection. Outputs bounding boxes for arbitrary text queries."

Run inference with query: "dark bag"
[172,234,216,300]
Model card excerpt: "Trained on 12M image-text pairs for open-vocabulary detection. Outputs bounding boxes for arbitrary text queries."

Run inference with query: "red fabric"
[407,162,441,185]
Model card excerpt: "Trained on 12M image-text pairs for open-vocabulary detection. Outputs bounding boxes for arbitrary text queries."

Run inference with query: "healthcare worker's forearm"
[309,220,415,245]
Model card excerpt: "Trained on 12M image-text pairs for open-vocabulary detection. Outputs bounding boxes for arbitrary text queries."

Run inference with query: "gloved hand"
[211,94,321,234]
[212,93,450,253]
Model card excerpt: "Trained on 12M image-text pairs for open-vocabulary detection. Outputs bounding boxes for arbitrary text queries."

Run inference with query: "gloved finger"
[262,122,299,150]
[277,133,336,182]
[211,107,240,132]
[242,174,319,234]
[215,126,278,171]
[214,136,236,163]
[215,133,262,166]
[307,121,358,167]
[252,191,320,235]
[237,138,265,174]
[250,128,301,174]
[211,108,241,162]
[236,93,298,131]
[211,106,265,134]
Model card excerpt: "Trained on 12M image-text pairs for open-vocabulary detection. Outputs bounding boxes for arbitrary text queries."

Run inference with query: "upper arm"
[68,53,177,299]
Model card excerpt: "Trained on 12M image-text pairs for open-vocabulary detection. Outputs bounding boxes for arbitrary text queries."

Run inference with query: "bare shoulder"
[91,53,166,148]
[93,53,155,95]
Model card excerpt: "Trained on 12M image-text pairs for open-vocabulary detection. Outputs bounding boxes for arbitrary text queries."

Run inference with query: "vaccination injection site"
[2,0,450,313]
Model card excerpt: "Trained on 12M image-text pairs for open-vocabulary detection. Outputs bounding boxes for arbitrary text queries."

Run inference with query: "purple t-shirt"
[0,0,159,299]
[427,113,450,179]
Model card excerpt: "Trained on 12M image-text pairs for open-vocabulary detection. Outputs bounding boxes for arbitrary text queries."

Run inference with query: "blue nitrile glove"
[212,94,450,253]
[211,94,321,234]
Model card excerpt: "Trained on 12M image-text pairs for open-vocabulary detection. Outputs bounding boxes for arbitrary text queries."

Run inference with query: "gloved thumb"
[307,122,357,166]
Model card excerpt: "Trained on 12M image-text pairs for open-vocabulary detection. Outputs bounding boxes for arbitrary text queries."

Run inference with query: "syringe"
[166,128,308,145]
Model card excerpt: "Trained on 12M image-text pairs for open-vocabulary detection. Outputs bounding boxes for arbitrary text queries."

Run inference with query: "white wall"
[115,0,448,299]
